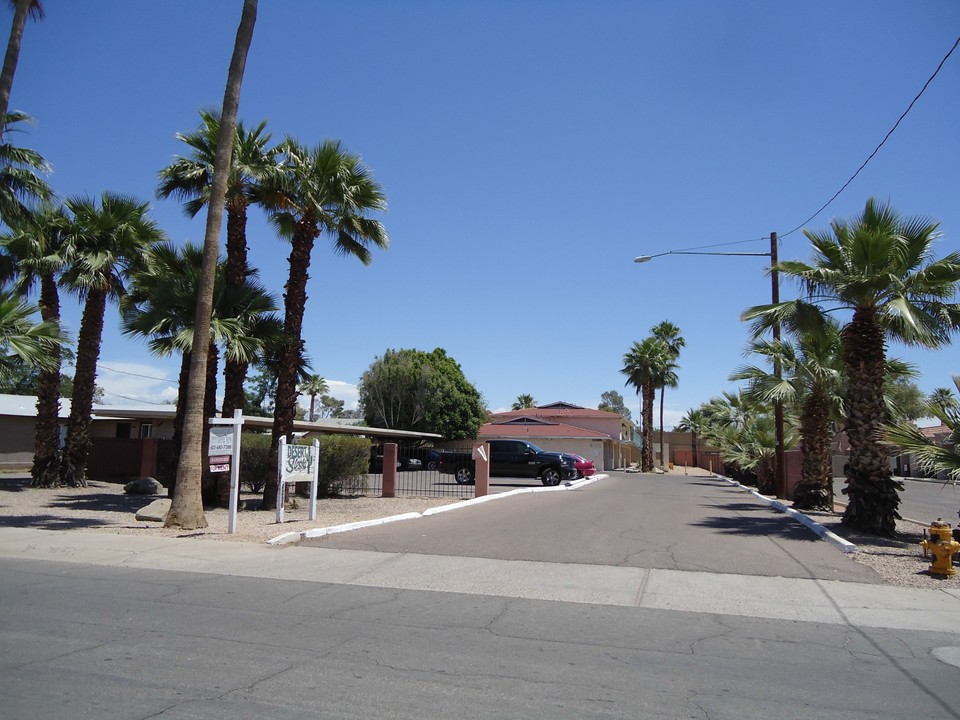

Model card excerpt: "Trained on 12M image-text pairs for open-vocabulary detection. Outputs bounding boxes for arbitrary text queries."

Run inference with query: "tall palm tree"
[0,111,51,226]
[927,386,959,413]
[651,321,684,468]
[123,241,280,504]
[166,0,258,530]
[772,198,960,536]
[298,374,328,422]
[157,108,276,417]
[511,393,536,410]
[58,193,164,487]
[0,202,71,486]
[258,137,388,508]
[675,408,705,469]
[622,337,669,472]
[0,0,43,128]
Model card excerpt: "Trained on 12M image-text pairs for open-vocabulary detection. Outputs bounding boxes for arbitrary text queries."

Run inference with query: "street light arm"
[634,250,771,263]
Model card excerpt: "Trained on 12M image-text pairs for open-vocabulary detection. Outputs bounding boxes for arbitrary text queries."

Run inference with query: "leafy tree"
[166,0,258,530]
[58,193,164,487]
[511,393,535,410]
[0,0,43,128]
[746,198,960,536]
[884,376,926,423]
[598,389,631,421]
[317,393,344,418]
[157,108,277,416]
[244,367,275,416]
[358,348,486,439]
[258,137,387,509]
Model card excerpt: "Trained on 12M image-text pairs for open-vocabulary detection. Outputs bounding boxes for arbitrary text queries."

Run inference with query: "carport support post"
[474,442,490,497]
[383,443,398,498]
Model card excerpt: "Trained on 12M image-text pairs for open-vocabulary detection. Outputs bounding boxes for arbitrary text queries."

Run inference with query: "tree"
[651,321,684,468]
[928,386,959,413]
[0,286,62,381]
[0,111,51,227]
[887,375,960,483]
[317,394,344,418]
[58,193,164,487]
[622,337,669,472]
[511,393,535,410]
[298,374,328,421]
[598,389,631,421]
[675,408,705,469]
[768,199,960,536]
[166,0,258,530]
[358,348,486,439]
[157,108,277,417]
[0,0,43,128]
[258,137,387,509]
[0,202,71,486]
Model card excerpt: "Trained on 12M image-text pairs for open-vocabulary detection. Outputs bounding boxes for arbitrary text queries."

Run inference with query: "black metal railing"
[365,442,475,499]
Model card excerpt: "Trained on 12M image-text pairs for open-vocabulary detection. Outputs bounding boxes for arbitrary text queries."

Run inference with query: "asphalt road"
[3,557,959,720]
[304,471,883,583]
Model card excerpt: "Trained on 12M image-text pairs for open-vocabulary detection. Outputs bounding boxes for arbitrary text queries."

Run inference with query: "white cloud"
[92,361,179,406]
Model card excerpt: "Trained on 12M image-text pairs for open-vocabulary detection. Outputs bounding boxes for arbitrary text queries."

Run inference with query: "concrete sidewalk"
[2,520,960,634]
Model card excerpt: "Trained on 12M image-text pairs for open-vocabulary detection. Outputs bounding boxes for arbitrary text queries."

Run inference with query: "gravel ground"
[0,474,957,589]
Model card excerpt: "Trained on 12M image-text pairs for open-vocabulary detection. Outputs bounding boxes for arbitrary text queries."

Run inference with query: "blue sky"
[8,1,960,426]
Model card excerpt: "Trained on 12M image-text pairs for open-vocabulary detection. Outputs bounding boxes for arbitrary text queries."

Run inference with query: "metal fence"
[364,442,475,499]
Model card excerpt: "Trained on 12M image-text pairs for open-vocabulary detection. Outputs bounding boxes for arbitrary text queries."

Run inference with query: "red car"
[564,454,596,478]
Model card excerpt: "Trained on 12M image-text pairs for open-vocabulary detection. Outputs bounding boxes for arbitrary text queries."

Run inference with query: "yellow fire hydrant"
[920,520,960,577]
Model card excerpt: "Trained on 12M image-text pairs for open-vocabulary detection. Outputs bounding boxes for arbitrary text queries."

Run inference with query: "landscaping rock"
[124,477,164,495]
[135,498,171,522]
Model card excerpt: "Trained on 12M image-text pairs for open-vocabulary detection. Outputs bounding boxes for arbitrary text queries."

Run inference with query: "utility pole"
[771,231,786,498]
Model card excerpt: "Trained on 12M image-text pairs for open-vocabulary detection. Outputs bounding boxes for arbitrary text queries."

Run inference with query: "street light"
[634,233,785,499]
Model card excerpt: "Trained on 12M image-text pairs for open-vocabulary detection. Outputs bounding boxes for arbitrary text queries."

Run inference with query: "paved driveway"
[301,471,884,583]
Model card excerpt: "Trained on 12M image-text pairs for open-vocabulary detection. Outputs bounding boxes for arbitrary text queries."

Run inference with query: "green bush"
[317,435,371,497]
[239,433,272,493]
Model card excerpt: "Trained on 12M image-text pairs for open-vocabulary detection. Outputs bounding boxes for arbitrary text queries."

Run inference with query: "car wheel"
[540,467,562,486]
[427,460,438,471]
[454,466,474,485]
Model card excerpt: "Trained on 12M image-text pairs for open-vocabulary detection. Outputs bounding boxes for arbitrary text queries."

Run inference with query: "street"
[834,476,960,524]
[2,557,959,719]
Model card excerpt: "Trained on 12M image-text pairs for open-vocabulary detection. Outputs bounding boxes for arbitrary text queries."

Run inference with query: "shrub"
[317,435,371,497]
[239,432,273,493]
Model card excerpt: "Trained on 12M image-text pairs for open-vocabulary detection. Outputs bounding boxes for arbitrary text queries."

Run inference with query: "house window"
[116,423,132,439]
[139,423,153,439]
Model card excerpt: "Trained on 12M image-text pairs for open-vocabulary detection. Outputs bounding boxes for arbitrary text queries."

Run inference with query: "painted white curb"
[715,474,858,553]
[268,474,608,544]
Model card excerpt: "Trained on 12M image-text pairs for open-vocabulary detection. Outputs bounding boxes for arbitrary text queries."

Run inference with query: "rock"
[124,477,164,495]
[136,498,171,522]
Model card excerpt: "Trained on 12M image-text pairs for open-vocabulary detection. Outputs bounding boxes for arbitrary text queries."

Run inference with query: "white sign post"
[208,409,244,534]
[276,436,319,524]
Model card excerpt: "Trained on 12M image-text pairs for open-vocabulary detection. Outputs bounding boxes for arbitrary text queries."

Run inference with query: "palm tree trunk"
[167,0,257,530]
[263,221,316,509]
[61,288,108,487]
[840,307,902,536]
[658,386,665,469]
[164,352,192,497]
[221,203,249,418]
[642,382,655,472]
[31,272,61,488]
[0,0,32,125]
[792,387,833,511]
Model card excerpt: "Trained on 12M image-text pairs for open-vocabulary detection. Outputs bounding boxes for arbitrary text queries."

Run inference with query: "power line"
[781,34,960,239]
[97,364,176,384]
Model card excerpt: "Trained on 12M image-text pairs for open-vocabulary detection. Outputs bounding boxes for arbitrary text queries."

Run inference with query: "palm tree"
[58,193,164,487]
[887,375,960,483]
[299,374,328,421]
[166,0,258,530]
[0,0,43,128]
[675,408,705,469]
[258,137,388,509]
[927,386,959,413]
[123,241,280,504]
[511,393,536,410]
[0,202,71,486]
[0,286,62,381]
[771,198,960,536]
[0,111,51,226]
[651,321,684,468]
[622,337,669,472]
[157,108,277,417]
